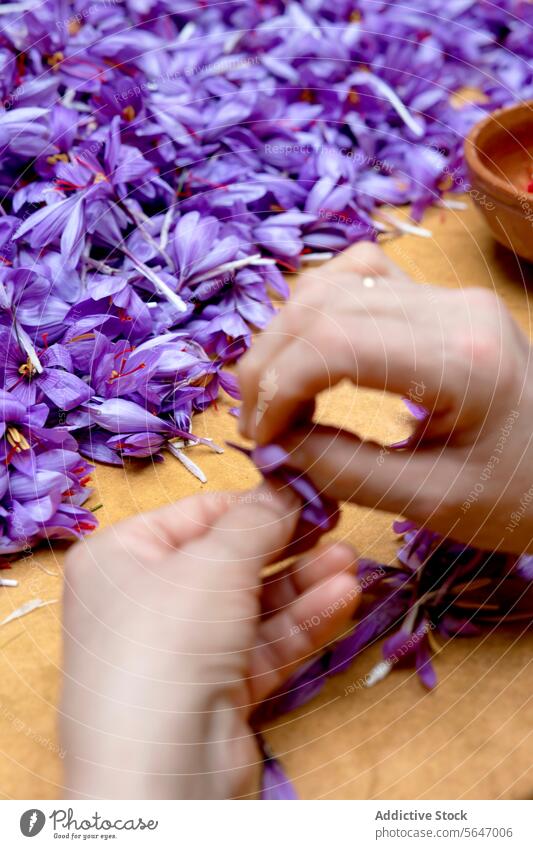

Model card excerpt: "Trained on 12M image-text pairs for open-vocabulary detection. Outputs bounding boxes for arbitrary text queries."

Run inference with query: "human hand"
[238,242,533,554]
[60,484,358,799]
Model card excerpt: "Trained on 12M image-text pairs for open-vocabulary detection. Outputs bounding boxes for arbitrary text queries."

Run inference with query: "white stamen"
[17,325,43,374]
[86,258,121,275]
[81,237,91,287]
[0,578,18,587]
[126,252,187,313]
[186,254,276,287]
[61,89,76,108]
[364,659,393,688]
[159,205,175,251]
[353,71,425,138]
[171,435,223,454]
[0,281,10,310]
[438,199,468,210]
[203,438,224,454]
[1,598,57,627]
[371,218,392,234]
[247,256,277,266]
[67,102,93,113]
[167,442,207,483]
[178,21,196,43]
[376,210,432,238]
[300,252,334,264]
[223,31,243,54]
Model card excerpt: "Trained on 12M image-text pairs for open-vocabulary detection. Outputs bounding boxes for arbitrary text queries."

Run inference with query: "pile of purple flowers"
[0,0,531,553]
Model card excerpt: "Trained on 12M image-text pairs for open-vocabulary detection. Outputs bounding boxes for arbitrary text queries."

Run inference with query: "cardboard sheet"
[0,197,532,800]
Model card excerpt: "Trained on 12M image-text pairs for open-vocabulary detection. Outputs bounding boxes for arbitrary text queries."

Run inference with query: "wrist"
[62,668,250,799]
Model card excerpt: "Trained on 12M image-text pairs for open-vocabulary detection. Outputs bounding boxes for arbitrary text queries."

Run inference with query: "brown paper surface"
[0,196,532,800]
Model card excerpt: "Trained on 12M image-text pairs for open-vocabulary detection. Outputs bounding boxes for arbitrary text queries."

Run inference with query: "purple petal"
[261,758,298,801]
[38,370,93,411]
[330,594,408,673]
[415,638,438,690]
[86,399,173,435]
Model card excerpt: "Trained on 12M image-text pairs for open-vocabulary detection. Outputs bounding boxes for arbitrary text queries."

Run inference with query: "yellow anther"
[122,105,136,122]
[18,358,35,378]
[47,52,64,68]
[46,153,69,165]
[6,427,30,452]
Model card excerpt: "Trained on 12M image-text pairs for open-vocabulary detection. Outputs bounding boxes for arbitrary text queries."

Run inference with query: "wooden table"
[0,197,532,800]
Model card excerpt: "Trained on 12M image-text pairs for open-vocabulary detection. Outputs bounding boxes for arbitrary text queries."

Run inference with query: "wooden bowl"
[464,101,533,262]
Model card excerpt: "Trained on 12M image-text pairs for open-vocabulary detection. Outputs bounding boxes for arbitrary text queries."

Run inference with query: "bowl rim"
[464,99,533,205]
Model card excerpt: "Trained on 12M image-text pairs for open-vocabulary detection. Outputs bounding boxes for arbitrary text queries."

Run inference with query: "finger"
[237,299,314,438]
[249,565,360,704]
[329,240,414,285]
[238,242,412,438]
[277,424,460,523]
[83,491,233,562]
[252,310,454,444]
[238,267,345,438]
[278,485,340,564]
[260,541,357,618]
[178,483,302,594]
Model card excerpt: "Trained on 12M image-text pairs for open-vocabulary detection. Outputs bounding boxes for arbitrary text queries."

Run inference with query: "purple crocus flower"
[0,329,93,411]
[0,267,68,341]
[15,117,159,264]
[0,389,96,553]
[254,210,316,263]
[171,211,240,286]
[71,397,220,467]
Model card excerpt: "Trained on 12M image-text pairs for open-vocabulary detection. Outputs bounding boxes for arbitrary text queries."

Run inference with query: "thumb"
[178,483,302,593]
